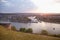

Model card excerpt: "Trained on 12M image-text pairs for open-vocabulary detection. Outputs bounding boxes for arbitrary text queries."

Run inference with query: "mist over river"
[11,21,60,34]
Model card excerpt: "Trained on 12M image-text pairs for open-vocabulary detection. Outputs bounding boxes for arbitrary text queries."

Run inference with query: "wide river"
[11,21,60,34]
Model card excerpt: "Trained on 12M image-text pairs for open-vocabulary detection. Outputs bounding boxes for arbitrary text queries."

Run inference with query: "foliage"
[19,28,26,32]
[57,34,60,37]
[11,26,17,31]
[25,28,33,33]
[19,28,33,33]
[40,30,48,35]
[48,34,60,38]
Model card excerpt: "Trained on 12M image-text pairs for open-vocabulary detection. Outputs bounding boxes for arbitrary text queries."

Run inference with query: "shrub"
[19,28,33,33]
[40,30,48,35]
[19,28,26,32]
[25,28,33,33]
[11,26,17,31]
[48,34,60,38]
[57,34,60,37]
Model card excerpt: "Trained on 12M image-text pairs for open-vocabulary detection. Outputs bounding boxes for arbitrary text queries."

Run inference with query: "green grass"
[0,25,60,40]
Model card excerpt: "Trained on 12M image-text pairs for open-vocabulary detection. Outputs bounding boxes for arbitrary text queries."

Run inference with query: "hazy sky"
[0,0,60,13]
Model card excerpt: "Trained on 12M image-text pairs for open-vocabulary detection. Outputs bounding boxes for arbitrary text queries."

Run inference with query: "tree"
[19,28,26,32]
[40,30,48,35]
[25,28,33,33]
[19,28,33,33]
[11,26,16,31]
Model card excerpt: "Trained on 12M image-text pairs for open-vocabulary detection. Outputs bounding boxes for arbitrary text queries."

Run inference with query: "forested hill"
[37,14,60,24]
[0,13,60,23]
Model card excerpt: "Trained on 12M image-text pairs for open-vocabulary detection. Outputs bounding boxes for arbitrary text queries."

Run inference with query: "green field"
[0,25,60,40]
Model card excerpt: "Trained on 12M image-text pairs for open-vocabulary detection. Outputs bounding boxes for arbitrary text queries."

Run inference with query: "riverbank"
[0,25,60,40]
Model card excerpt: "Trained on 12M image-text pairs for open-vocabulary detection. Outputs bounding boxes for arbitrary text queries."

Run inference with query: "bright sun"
[30,0,60,13]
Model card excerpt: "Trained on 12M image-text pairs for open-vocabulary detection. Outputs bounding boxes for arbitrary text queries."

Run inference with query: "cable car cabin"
[0,22,11,30]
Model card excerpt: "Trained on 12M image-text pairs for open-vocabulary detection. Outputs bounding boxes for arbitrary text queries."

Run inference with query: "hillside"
[0,25,60,40]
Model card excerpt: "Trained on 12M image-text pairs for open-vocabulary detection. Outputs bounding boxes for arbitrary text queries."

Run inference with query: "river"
[11,21,60,34]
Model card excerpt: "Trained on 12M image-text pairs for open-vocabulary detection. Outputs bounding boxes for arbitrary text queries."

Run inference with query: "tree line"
[11,26,32,33]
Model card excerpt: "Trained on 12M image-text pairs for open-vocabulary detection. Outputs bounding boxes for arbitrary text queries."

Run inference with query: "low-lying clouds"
[0,0,60,13]
[0,0,37,13]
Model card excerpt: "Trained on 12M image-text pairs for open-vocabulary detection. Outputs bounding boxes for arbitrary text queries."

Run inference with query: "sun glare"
[31,0,60,13]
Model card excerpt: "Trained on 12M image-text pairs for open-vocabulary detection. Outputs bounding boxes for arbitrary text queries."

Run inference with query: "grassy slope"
[0,26,60,40]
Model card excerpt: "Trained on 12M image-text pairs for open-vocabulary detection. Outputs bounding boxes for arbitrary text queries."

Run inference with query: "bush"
[57,34,60,37]
[50,34,57,37]
[19,28,26,32]
[49,34,60,37]
[40,30,48,35]
[47,34,60,38]
[11,26,17,31]
[25,28,33,33]
[19,28,33,33]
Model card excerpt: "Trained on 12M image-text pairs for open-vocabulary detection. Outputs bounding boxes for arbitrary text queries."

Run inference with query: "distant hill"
[0,13,60,23]
[0,25,60,40]
[0,13,40,16]
[39,13,60,24]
